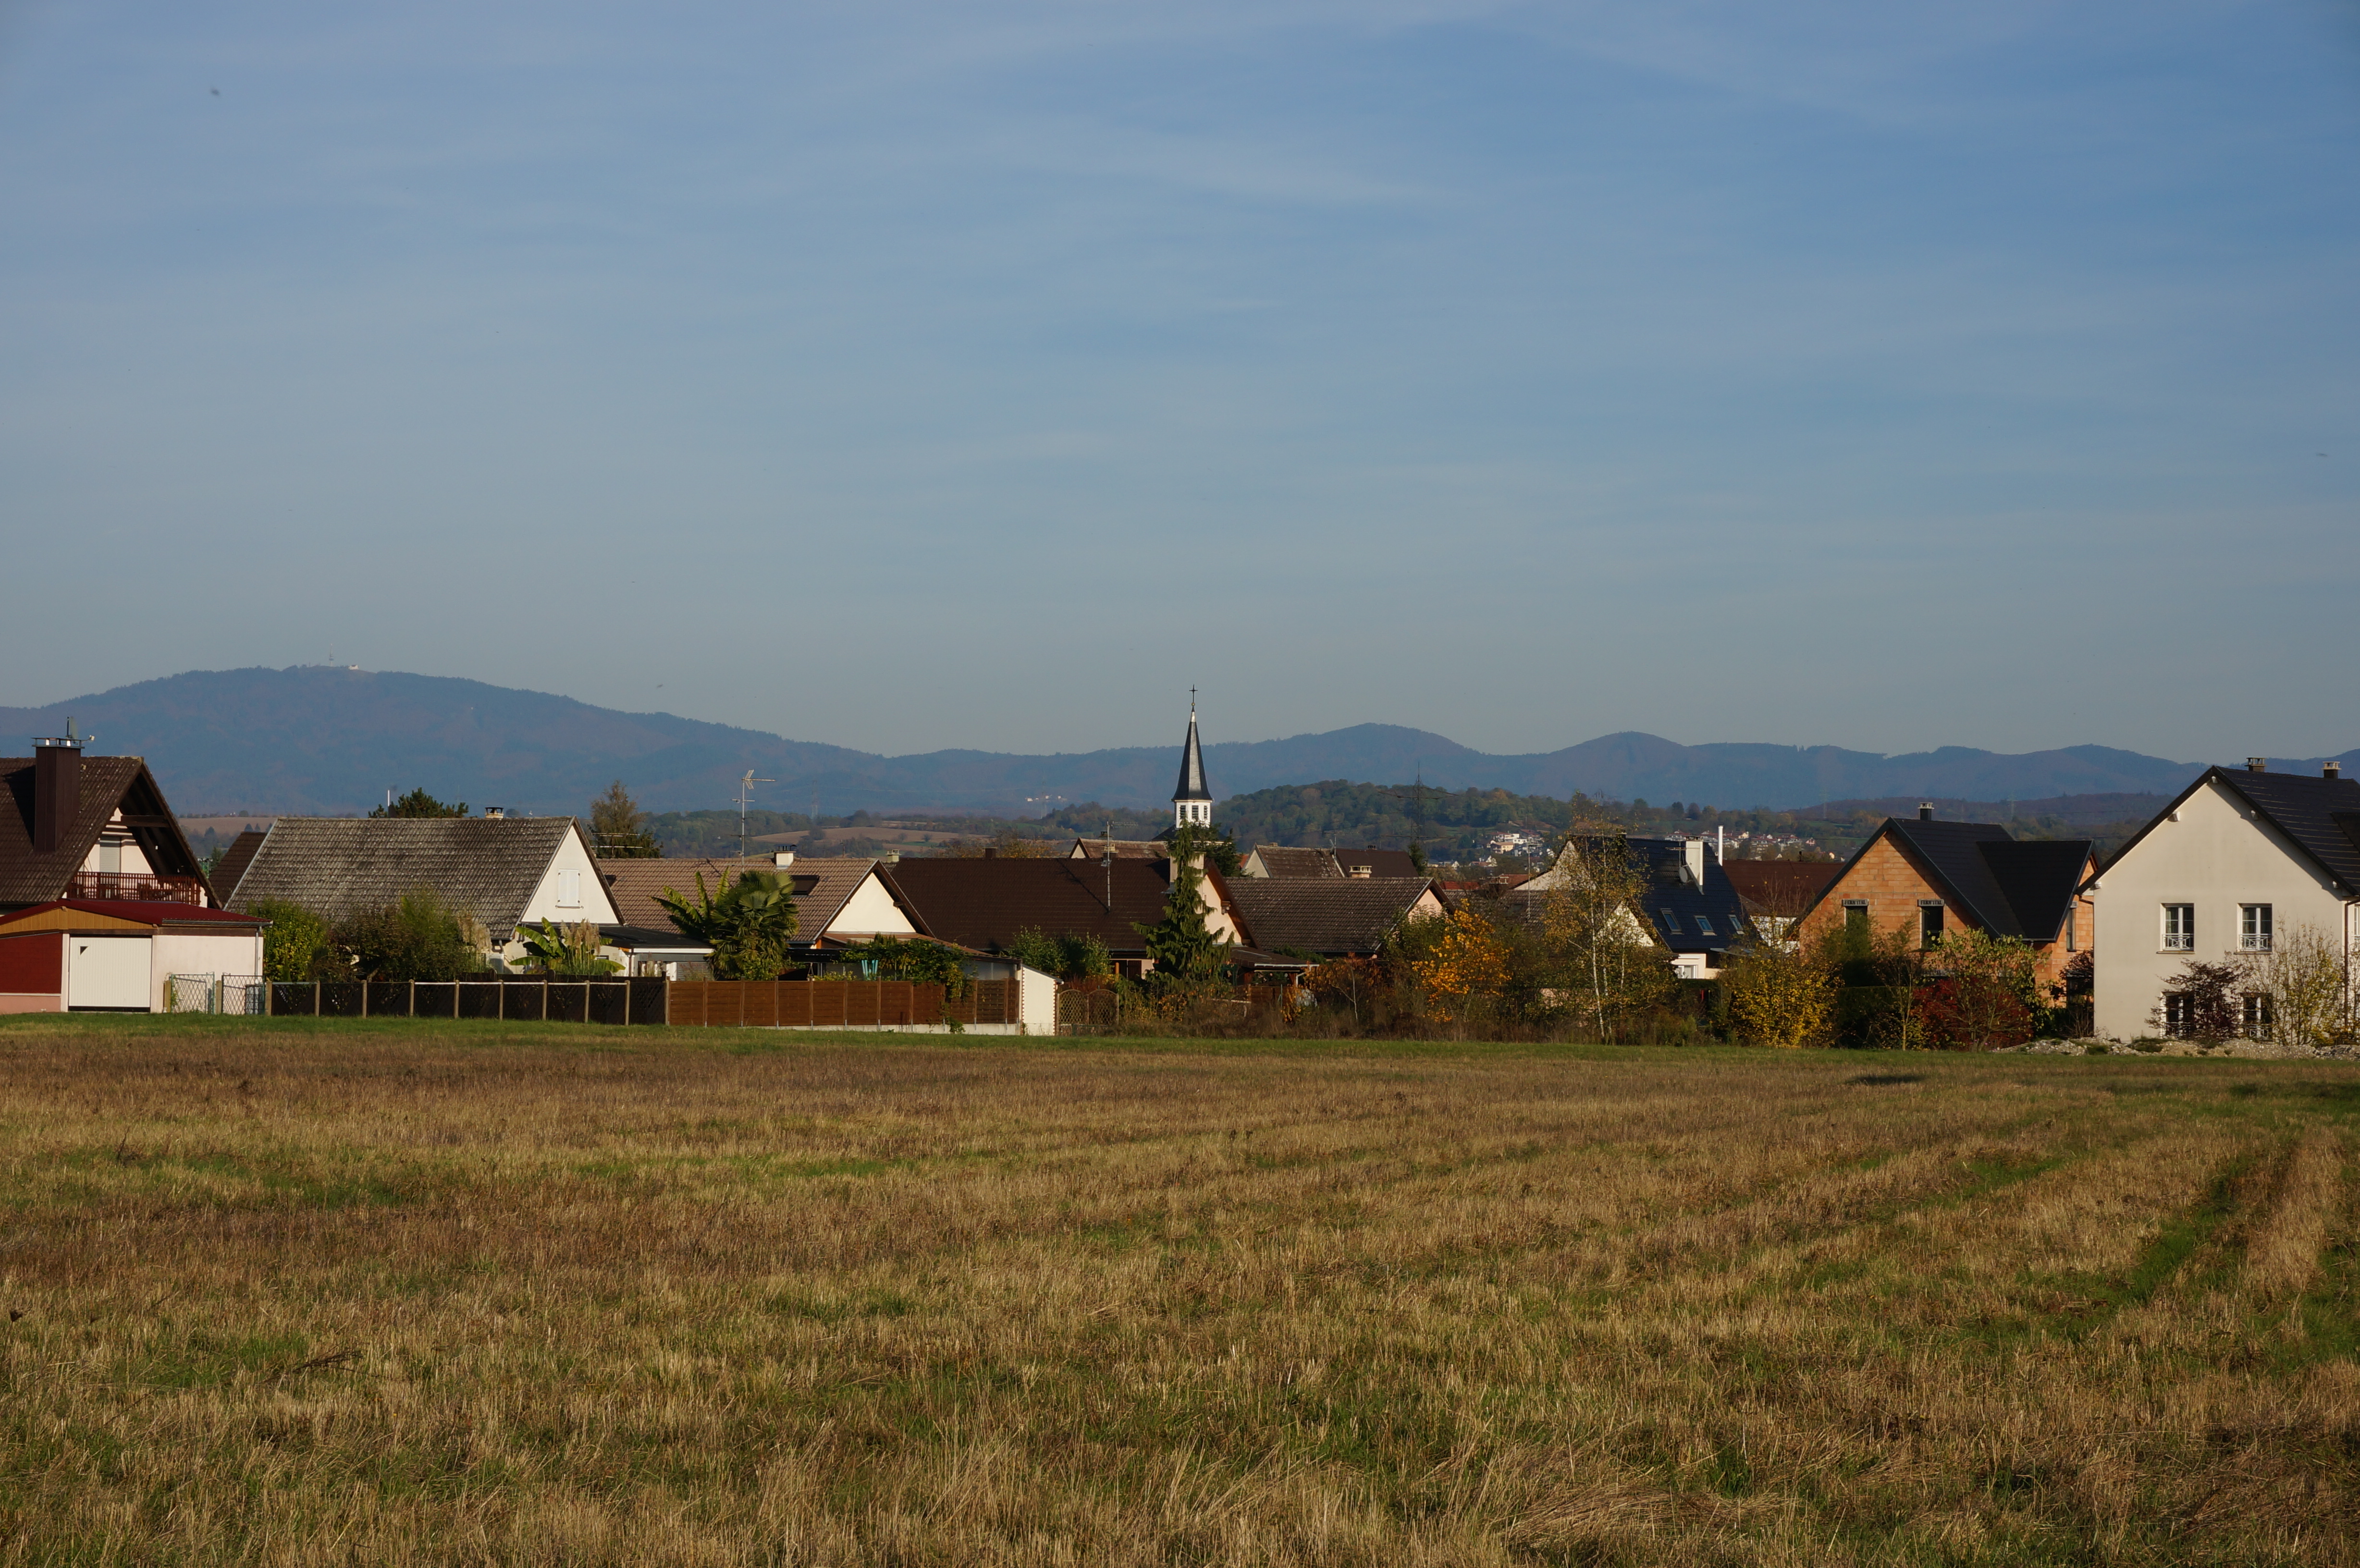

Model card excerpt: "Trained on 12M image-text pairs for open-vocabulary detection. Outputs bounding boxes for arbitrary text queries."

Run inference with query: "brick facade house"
[1794,807,2095,983]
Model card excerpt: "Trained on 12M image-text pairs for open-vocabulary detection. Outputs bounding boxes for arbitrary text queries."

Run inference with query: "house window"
[1843,900,1868,932]
[1694,915,1715,937]
[2163,992,2193,1037]
[556,870,581,909]
[1919,903,1944,949]
[2239,904,2272,951]
[2241,993,2273,1039]
[98,836,123,874]
[1659,909,1682,935]
[2064,904,2077,951]
[2162,904,2193,951]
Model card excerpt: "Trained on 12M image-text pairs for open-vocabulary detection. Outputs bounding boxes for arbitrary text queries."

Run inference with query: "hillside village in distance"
[3,699,2357,1057]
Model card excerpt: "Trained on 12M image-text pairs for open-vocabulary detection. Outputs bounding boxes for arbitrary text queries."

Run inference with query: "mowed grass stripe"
[0,1018,2356,1565]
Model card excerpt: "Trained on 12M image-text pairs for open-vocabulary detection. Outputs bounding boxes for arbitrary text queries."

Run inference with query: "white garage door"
[68,937,152,1011]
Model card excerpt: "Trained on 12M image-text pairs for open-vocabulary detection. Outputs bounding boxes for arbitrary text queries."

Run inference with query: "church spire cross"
[1172,694,1213,828]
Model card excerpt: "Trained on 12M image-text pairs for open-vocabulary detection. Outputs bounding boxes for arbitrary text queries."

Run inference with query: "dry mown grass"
[0,1016,2355,1566]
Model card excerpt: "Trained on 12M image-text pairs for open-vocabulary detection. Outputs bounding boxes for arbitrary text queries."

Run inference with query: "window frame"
[1918,902,1945,950]
[2239,904,2273,952]
[2161,904,2194,952]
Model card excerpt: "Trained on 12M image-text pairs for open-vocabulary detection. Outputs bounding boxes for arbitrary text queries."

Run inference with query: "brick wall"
[1795,832,2084,984]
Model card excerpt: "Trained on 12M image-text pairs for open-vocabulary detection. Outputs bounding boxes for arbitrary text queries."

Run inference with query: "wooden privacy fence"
[269,978,669,1026]
[668,979,1014,1028]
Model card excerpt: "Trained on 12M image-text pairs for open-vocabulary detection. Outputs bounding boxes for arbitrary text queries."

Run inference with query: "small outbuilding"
[0,899,267,1014]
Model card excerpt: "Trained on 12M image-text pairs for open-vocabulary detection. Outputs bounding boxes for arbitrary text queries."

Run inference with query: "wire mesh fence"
[164,974,267,1015]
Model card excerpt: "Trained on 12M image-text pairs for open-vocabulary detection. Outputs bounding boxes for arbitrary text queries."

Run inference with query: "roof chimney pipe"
[2327,761,2344,780]
[30,734,82,856]
[1918,802,1934,821]
[2248,757,2267,772]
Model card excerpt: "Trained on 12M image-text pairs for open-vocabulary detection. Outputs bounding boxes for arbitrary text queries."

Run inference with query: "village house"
[0,734,215,911]
[0,733,266,1012]
[1225,876,1442,961]
[228,813,619,968]
[1794,806,2094,984]
[1514,833,1754,980]
[594,852,928,976]
[2081,760,2360,1041]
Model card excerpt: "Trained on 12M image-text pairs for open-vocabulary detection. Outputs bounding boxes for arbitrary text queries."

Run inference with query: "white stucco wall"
[823,875,920,940]
[507,824,622,959]
[149,930,269,1011]
[2087,776,2357,1040]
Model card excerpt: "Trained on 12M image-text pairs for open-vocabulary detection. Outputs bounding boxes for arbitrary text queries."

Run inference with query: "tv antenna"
[737,770,774,861]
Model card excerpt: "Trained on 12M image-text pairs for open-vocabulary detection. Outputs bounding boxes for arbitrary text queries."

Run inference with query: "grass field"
[0,1016,2354,1566]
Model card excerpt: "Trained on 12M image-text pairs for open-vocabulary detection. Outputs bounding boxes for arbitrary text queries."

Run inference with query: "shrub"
[336,889,492,981]
[248,898,339,981]
[1722,944,1836,1049]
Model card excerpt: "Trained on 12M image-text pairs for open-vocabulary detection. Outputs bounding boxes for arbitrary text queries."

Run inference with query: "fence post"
[314,980,322,1017]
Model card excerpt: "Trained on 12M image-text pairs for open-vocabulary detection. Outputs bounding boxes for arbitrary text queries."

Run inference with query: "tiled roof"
[1226,877,1434,955]
[228,817,580,932]
[1722,860,1840,916]
[596,857,893,944]
[884,857,1175,955]
[1880,820,2092,940]
[210,829,269,905]
[0,898,267,932]
[1249,845,1341,879]
[1068,838,1171,862]
[0,755,205,907]
[1333,847,1419,879]
[1513,837,1752,953]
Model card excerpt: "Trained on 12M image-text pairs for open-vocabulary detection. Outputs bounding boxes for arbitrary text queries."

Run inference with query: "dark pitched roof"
[1811,818,2092,941]
[596,856,900,945]
[1226,877,1434,956]
[1513,836,1753,953]
[0,755,207,907]
[1068,837,1171,862]
[1333,847,1419,879]
[1174,710,1212,802]
[1722,860,1840,917]
[228,817,592,931]
[1249,845,1342,879]
[2096,765,2360,896]
[210,829,268,905]
[882,857,1174,955]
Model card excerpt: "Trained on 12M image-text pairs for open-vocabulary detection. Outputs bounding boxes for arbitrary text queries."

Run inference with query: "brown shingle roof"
[596,857,901,944]
[0,755,206,907]
[228,817,590,933]
[1333,847,1418,879]
[1226,877,1436,956]
[1721,860,1840,917]
[1068,837,1170,862]
[1248,845,1341,879]
[209,829,269,904]
[884,857,1173,955]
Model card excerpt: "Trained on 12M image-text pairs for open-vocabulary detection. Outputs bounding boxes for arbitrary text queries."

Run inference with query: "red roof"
[0,899,268,931]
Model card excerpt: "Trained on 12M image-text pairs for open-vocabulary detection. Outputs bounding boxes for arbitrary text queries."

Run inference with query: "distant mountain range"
[3,667,2350,818]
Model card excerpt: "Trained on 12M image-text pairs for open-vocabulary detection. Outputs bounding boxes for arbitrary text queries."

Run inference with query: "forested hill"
[6,665,2348,817]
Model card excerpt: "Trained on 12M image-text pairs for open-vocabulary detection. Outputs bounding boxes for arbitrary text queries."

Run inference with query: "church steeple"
[1172,692,1212,829]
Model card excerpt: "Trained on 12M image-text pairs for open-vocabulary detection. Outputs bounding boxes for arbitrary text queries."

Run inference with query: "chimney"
[2325,761,2342,780]
[2247,758,2267,773]
[1918,802,1934,821]
[773,849,795,868]
[1682,837,1706,887]
[883,851,900,865]
[31,735,82,855]
[983,846,997,859]
[484,806,504,819]
[1347,864,1372,879]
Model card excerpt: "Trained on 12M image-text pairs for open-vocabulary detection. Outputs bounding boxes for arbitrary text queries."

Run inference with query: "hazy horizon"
[4,3,2354,760]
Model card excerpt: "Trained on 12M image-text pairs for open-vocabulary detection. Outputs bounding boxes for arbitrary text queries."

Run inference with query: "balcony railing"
[67,872,207,906]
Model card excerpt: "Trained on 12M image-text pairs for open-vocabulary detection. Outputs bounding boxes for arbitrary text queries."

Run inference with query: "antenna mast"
[738,770,774,862]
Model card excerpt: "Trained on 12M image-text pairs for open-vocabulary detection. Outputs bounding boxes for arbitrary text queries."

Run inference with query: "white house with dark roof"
[228,815,617,968]
[2082,759,2360,1041]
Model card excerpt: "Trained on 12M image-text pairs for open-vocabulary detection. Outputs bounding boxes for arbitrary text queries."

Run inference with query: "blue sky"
[3,0,2355,762]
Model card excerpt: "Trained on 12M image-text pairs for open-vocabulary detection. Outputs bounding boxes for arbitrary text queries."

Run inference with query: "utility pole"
[738,770,774,862]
